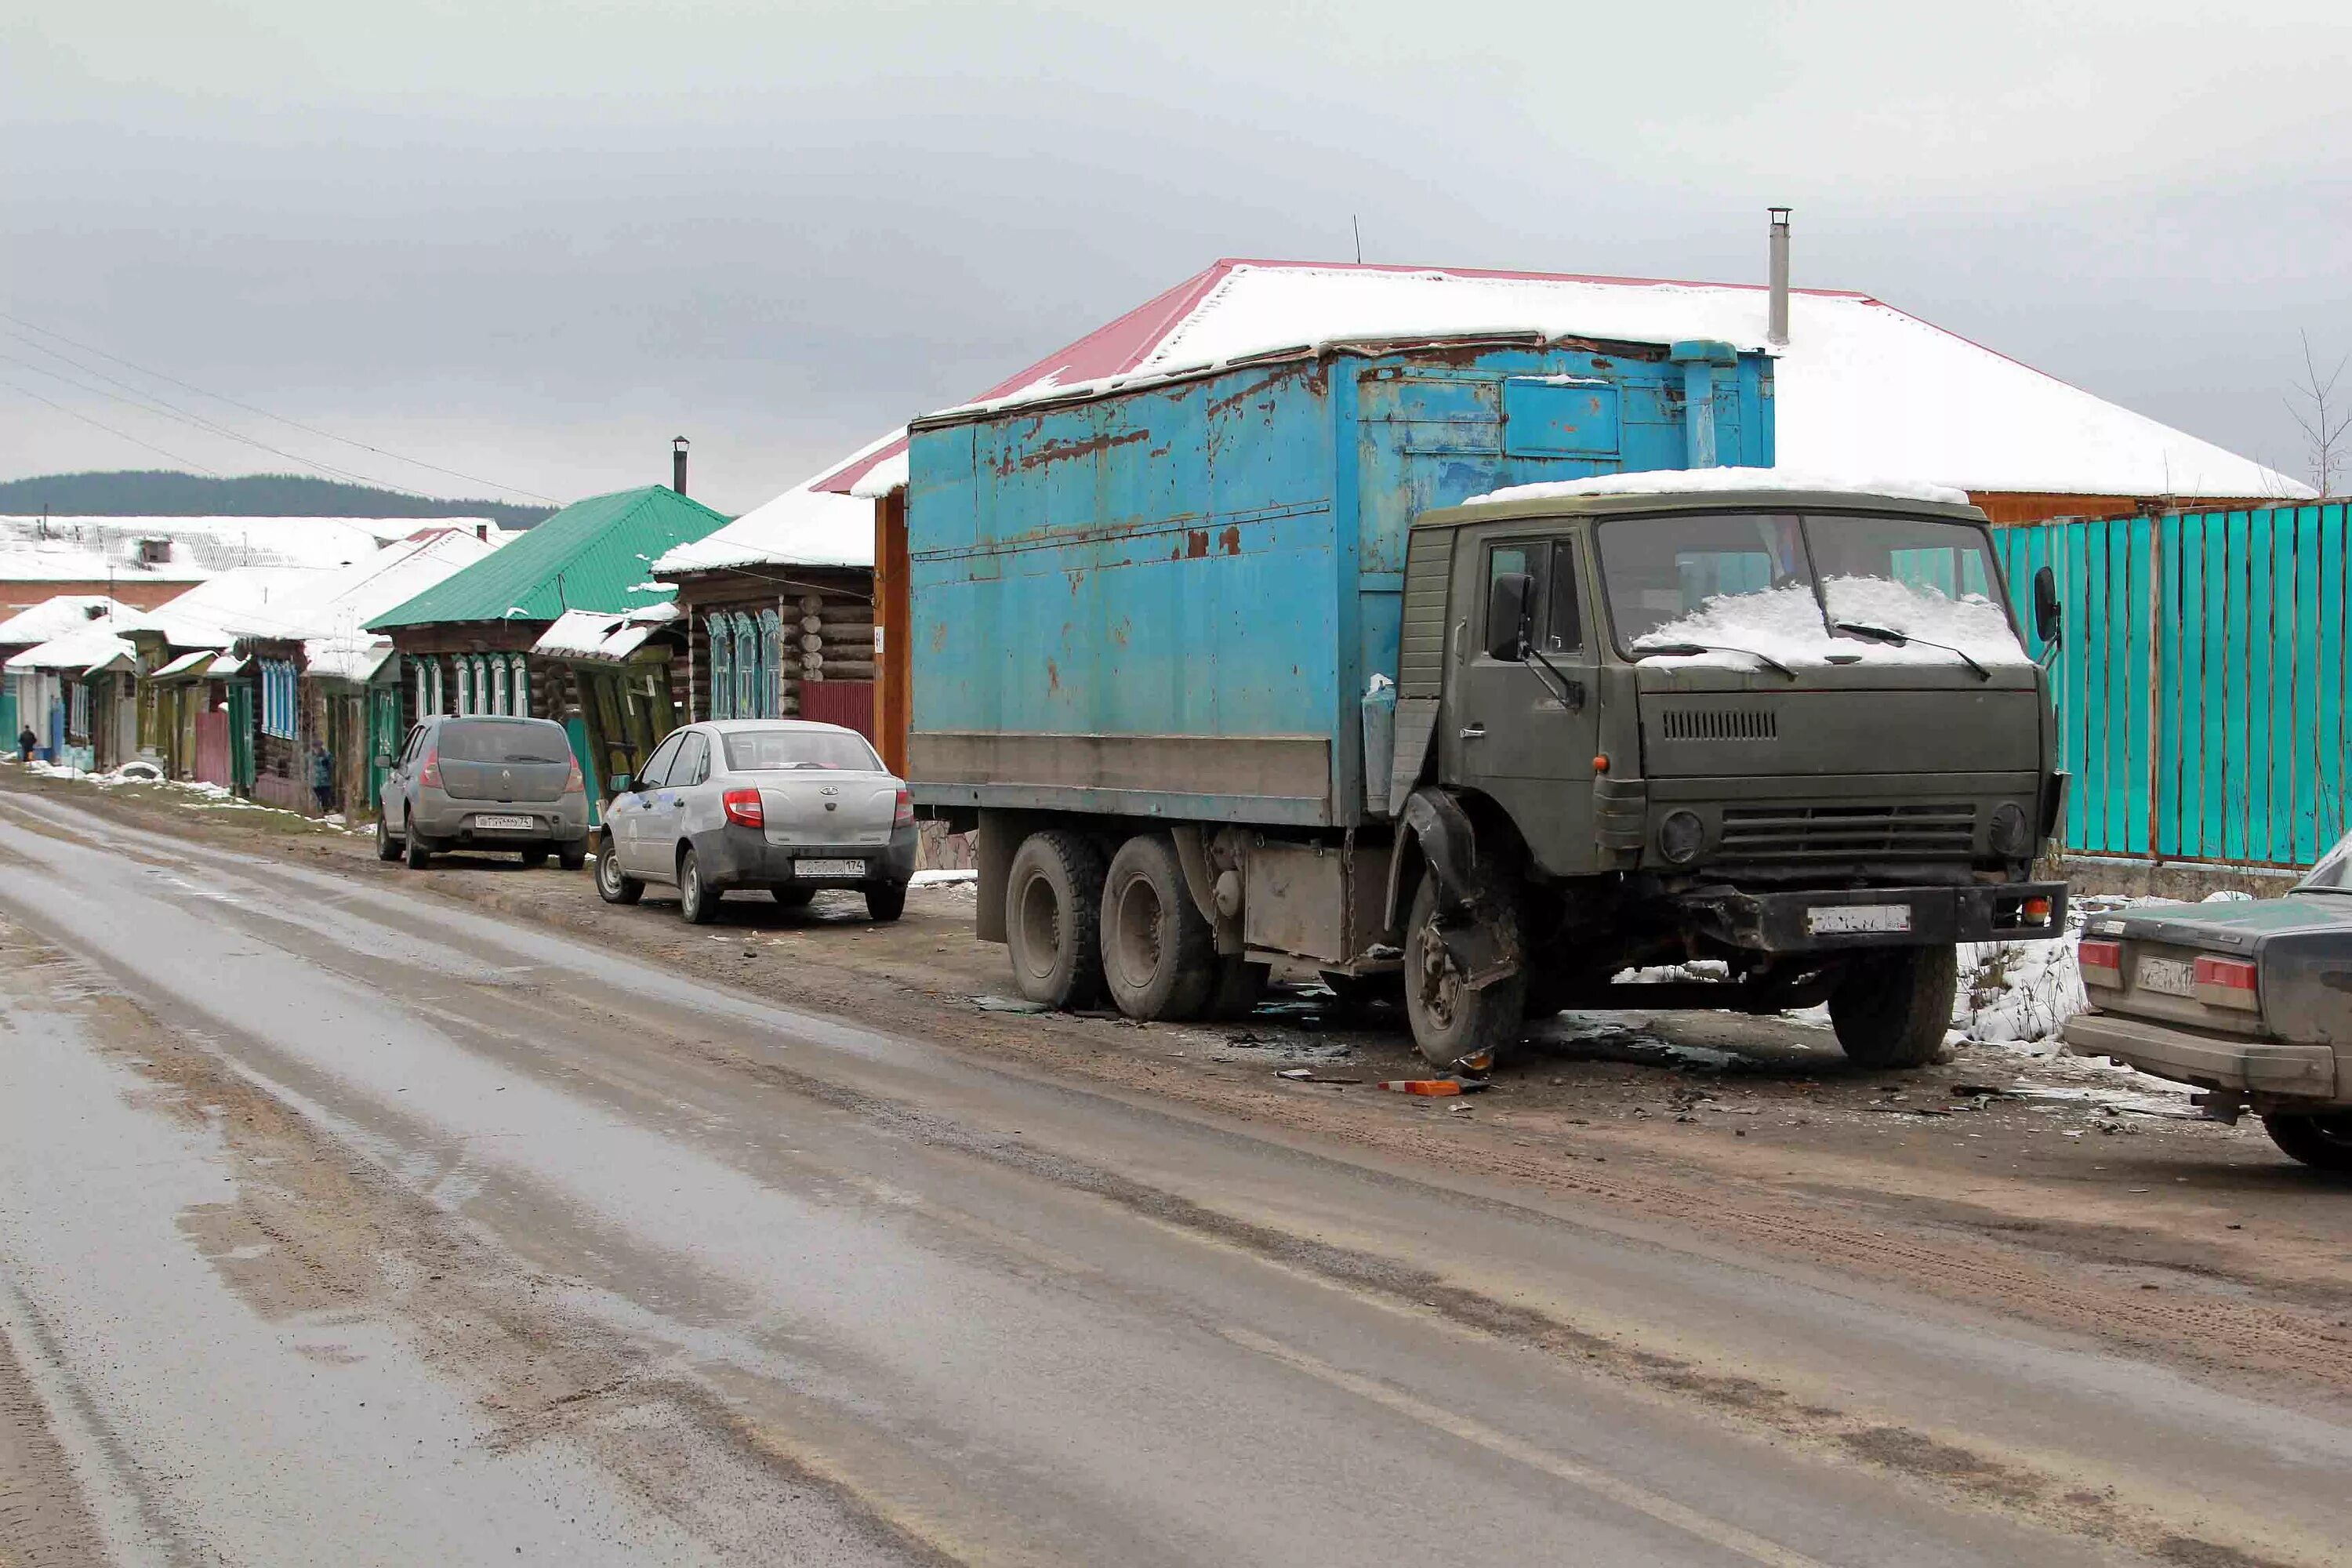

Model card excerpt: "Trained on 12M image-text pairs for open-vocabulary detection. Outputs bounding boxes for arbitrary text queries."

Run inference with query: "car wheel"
[521,848,550,869]
[1402,866,1526,1073]
[1004,829,1106,1008]
[2262,1112,2352,1172]
[376,812,400,862]
[1829,945,1957,1069]
[1098,833,1214,1021]
[557,843,586,872]
[772,886,816,908]
[865,882,907,923]
[404,830,432,869]
[678,846,719,924]
[595,835,643,905]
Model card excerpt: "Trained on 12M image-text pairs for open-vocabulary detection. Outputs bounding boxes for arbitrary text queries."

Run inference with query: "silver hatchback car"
[594,719,916,923]
[378,714,591,869]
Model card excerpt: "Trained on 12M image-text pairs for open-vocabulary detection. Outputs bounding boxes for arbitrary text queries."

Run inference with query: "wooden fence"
[1994,503,2350,869]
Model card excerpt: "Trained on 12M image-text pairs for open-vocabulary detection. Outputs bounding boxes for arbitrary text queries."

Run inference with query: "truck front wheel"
[1828,944,1957,1069]
[2260,1112,2352,1171]
[1100,833,1216,1021]
[1403,871,1527,1073]
[1006,829,1108,1009]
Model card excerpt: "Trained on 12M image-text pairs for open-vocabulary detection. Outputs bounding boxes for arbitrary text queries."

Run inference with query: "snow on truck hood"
[1461,467,1973,509]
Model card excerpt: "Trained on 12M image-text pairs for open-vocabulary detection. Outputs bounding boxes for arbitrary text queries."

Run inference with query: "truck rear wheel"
[1100,833,1216,1021]
[2261,1112,2352,1171]
[1829,944,1957,1069]
[1403,870,1527,1072]
[1006,829,1108,1009]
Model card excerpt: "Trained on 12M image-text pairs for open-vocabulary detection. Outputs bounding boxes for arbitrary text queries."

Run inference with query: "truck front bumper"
[2063,1012,2341,1105]
[1677,881,2067,953]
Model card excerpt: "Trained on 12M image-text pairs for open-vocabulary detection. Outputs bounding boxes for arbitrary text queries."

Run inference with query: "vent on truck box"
[1658,707,1777,742]
[1719,803,1975,862]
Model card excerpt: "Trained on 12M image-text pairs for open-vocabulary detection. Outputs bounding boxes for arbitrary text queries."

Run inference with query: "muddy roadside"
[10,768,2350,1408]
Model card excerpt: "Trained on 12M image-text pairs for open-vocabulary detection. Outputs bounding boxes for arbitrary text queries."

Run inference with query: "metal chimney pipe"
[672,436,691,495]
[1767,208,1791,347]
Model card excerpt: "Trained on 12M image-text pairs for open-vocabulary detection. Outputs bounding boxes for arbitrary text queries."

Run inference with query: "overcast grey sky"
[5,1,2350,514]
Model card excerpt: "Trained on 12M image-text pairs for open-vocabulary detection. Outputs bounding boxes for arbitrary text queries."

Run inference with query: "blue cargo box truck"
[906,332,2067,1069]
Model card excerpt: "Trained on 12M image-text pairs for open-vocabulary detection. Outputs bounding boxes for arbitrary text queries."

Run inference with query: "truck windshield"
[1595,511,2026,667]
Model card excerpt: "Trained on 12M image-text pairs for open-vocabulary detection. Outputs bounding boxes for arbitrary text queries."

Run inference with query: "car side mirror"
[2032,565,2062,648]
[608,773,632,796]
[1485,572,1535,661]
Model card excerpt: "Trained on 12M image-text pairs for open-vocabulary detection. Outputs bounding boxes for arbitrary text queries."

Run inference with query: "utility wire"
[0,348,426,495]
[2,380,222,475]
[0,311,559,504]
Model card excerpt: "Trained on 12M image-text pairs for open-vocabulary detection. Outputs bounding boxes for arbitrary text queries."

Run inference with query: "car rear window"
[721,728,881,772]
[437,720,572,764]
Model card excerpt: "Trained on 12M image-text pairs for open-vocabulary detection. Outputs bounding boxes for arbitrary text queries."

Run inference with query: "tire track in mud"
[0,912,956,1568]
[683,1041,2326,1568]
[0,1298,114,1568]
[2,779,2343,1566]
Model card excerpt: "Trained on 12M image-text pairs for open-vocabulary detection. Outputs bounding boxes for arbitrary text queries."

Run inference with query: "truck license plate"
[1807,903,1911,935]
[2136,956,2197,997]
[475,814,533,830]
[796,858,866,878]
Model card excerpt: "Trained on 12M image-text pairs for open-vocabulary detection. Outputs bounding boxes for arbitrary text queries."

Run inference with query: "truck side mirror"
[1485,572,1535,661]
[2032,565,2062,648]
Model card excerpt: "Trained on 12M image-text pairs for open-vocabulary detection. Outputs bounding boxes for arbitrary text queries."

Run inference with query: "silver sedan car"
[593,719,916,923]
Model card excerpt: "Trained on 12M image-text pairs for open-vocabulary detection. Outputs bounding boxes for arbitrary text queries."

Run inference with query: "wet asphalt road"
[0,791,2345,1567]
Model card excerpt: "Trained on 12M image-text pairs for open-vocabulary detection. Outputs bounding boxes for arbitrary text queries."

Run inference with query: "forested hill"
[0,471,555,528]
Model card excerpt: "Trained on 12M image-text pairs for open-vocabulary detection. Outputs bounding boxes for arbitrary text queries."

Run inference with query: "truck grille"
[1658,707,1777,742]
[1719,803,1976,862]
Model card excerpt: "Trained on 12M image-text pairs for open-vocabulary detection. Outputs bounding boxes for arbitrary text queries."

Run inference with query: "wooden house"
[368,485,731,809]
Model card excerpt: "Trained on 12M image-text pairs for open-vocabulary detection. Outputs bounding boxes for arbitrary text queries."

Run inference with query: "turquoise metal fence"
[1995,504,2350,869]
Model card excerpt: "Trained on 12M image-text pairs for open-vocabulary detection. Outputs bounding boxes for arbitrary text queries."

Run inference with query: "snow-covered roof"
[0,515,510,586]
[532,602,678,662]
[141,567,339,649]
[7,622,140,675]
[656,433,897,575]
[301,637,397,684]
[1463,467,1973,510]
[809,259,2303,503]
[0,594,134,648]
[150,648,219,680]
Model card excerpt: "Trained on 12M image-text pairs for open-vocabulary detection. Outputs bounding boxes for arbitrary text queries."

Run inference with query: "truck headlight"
[1990,801,2031,857]
[1658,810,1705,865]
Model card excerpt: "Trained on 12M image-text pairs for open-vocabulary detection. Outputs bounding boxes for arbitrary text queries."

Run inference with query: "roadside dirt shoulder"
[15,769,2352,1410]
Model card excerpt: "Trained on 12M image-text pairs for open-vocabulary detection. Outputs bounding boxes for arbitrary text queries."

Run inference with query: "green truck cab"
[1387,480,2069,1069]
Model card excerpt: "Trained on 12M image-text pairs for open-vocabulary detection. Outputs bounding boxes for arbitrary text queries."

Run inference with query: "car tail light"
[2078,938,2122,988]
[893,787,913,829]
[419,748,441,789]
[2194,954,2260,1011]
[563,756,584,795]
[722,787,764,829]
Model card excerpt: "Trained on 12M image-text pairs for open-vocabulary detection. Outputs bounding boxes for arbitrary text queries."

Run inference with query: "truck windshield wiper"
[1633,641,1798,679]
[1832,620,1991,681]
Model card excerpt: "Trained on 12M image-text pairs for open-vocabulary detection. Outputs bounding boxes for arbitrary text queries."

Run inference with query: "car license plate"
[475,814,534,831]
[2136,956,2197,997]
[796,858,866,878]
[1807,903,1912,935]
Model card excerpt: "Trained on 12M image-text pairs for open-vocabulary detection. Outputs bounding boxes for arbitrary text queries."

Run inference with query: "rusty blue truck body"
[904,337,1773,826]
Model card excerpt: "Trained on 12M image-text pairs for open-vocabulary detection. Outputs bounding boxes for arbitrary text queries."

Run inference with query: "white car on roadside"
[593,719,916,924]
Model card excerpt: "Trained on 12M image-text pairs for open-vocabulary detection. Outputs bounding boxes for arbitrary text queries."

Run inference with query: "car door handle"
[1459,724,1486,739]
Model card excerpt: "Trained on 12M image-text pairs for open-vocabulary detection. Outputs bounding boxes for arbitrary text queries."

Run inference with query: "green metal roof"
[367,486,730,630]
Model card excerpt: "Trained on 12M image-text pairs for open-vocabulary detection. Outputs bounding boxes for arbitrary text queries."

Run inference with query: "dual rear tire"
[1005,829,1225,1022]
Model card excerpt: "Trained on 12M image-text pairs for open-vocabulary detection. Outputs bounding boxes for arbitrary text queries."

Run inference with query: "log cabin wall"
[670,566,875,727]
